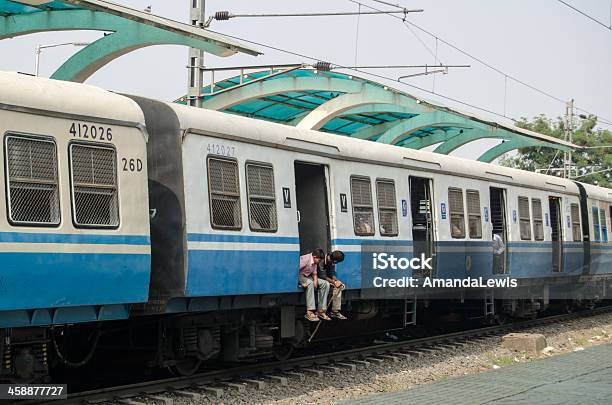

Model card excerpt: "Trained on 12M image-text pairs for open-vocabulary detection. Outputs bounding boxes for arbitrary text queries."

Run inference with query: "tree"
[500,115,612,188]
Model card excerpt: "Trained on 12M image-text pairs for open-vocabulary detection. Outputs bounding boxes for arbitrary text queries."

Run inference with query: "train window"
[532,199,544,241]
[592,207,600,242]
[207,156,242,230]
[570,203,581,241]
[351,176,375,236]
[600,209,608,243]
[466,190,482,239]
[5,135,60,226]
[376,179,398,236]
[517,196,531,240]
[70,143,119,228]
[246,162,277,232]
[448,188,465,238]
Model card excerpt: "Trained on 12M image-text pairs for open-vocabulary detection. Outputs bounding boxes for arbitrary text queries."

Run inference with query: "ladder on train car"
[484,289,495,317]
[404,296,417,326]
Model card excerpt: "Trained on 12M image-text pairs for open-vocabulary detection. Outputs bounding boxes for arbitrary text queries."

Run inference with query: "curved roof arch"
[176,68,576,162]
[0,0,260,82]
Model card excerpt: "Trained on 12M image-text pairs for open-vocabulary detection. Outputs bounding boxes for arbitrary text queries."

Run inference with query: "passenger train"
[0,72,610,381]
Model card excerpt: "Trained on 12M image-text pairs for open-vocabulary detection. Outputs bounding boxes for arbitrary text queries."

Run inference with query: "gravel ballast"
[165,311,612,405]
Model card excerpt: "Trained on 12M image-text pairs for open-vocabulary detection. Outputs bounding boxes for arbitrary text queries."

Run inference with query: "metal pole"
[564,99,574,178]
[34,42,88,77]
[188,0,206,107]
[35,44,41,77]
[225,10,423,18]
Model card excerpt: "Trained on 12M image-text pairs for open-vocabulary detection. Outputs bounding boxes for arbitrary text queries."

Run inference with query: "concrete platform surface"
[340,343,612,405]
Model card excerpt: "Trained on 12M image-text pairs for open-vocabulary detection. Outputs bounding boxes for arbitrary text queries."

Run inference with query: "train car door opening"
[409,176,435,277]
[575,182,591,275]
[294,162,331,254]
[490,187,508,274]
[549,197,563,272]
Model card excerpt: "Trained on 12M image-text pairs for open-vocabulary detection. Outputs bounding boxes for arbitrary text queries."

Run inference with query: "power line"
[556,0,612,31]
[345,0,612,127]
[206,29,519,122]
[346,1,442,64]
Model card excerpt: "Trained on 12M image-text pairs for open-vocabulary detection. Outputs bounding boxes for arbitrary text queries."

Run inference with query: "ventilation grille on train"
[6,135,60,225]
[70,144,119,227]
[208,157,241,230]
[246,163,277,232]
[376,180,398,236]
[351,177,374,235]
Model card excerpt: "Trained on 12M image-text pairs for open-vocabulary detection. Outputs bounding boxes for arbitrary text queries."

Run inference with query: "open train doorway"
[549,197,563,272]
[490,187,508,274]
[294,162,331,254]
[409,176,435,277]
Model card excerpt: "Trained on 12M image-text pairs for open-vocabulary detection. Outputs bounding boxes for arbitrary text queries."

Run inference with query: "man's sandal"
[330,312,347,320]
[317,312,332,321]
[305,312,319,322]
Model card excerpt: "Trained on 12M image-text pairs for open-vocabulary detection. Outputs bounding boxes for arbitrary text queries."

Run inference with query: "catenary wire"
[206,29,523,122]
[344,0,612,127]
[556,0,612,30]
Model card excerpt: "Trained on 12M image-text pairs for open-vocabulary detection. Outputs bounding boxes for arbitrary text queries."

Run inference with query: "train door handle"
[297,210,301,223]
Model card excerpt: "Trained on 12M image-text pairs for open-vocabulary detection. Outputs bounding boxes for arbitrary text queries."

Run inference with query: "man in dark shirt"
[317,250,347,320]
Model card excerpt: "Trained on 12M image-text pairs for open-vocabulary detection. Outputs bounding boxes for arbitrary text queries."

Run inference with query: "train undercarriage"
[2,281,610,383]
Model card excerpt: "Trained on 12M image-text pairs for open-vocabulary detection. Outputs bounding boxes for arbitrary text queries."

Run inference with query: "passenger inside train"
[493,233,506,274]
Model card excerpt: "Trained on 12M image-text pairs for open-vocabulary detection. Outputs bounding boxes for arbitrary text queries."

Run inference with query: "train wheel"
[168,357,202,376]
[273,343,294,361]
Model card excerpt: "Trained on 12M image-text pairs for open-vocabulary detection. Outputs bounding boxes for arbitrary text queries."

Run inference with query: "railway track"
[28,305,612,405]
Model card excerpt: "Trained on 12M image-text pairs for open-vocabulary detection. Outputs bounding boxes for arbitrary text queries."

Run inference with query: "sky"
[1,0,611,159]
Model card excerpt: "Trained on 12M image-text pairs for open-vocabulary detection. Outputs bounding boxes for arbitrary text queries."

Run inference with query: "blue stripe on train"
[0,232,150,245]
[0,252,150,311]
[186,249,300,296]
[184,238,611,296]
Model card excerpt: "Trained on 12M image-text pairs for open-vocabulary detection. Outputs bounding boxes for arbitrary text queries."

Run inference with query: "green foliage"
[500,115,611,188]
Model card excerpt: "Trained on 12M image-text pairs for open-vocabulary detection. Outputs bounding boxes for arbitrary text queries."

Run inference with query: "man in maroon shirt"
[299,248,327,321]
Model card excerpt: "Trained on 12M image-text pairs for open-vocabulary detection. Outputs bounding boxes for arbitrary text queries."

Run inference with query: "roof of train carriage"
[167,101,584,196]
[174,67,577,164]
[580,182,612,201]
[0,0,261,82]
[0,71,145,124]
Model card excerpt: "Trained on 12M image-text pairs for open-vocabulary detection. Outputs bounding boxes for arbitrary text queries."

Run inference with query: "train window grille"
[570,203,581,242]
[600,209,608,243]
[592,207,600,242]
[531,198,544,241]
[466,190,482,239]
[351,176,375,236]
[448,188,465,238]
[5,135,60,225]
[70,144,119,227]
[208,157,242,230]
[517,196,531,240]
[376,179,398,236]
[246,163,277,232]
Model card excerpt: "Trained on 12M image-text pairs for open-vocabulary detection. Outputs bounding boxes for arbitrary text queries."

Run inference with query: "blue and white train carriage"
[0,72,610,381]
[123,94,612,374]
[143,99,611,306]
[0,73,151,380]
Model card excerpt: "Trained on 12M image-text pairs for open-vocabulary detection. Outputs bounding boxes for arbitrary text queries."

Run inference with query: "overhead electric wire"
[347,0,442,64]
[556,0,612,31]
[345,0,612,128]
[206,29,521,122]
